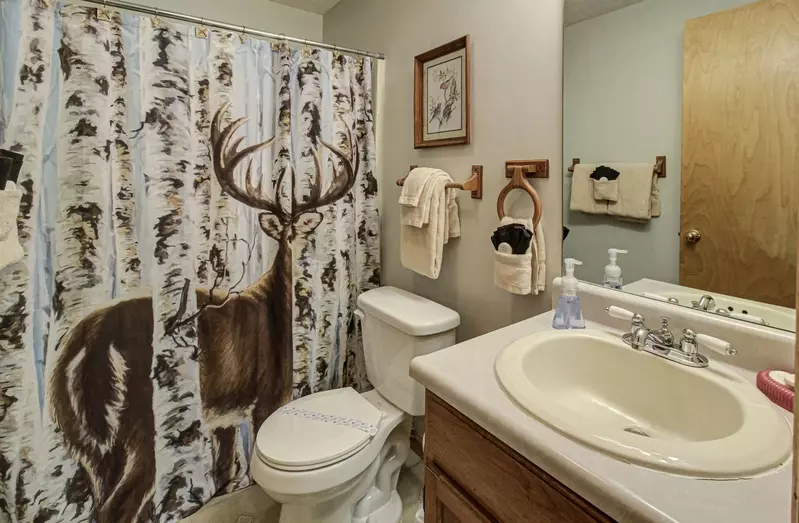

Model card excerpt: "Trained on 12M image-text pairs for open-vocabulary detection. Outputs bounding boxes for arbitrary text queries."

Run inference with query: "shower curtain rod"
[79,0,386,59]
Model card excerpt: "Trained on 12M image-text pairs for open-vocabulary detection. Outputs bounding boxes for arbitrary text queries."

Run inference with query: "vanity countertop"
[409,311,792,523]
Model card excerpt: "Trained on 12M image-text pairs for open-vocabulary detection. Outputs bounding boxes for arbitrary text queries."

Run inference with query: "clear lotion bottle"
[553,258,586,330]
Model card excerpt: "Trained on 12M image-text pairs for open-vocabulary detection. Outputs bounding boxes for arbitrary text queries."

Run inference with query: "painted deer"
[48,103,359,523]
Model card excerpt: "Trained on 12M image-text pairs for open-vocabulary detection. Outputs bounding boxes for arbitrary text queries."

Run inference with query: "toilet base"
[276,421,411,523]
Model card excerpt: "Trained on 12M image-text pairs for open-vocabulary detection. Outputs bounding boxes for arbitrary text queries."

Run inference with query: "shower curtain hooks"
[272,33,287,51]
[239,25,249,43]
[97,0,111,22]
[195,17,209,39]
[152,7,161,27]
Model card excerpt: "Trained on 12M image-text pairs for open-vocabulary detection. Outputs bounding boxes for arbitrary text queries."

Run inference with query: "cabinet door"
[426,466,495,523]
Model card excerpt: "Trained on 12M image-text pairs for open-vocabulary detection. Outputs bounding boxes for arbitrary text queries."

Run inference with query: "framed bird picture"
[414,36,471,148]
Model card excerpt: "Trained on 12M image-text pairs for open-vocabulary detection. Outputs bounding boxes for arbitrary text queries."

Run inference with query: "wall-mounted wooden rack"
[568,156,667,178]
[397,165,484,199]
[504,159,550,179]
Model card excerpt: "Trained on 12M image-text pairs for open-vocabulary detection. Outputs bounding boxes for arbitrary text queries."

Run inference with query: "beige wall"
[133,0,323,41]
[324,0,565,340]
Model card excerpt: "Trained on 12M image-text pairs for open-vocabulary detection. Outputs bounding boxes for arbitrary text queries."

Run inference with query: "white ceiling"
[272,0,645,25]
[270,0,342,14]
[564,0,645,26]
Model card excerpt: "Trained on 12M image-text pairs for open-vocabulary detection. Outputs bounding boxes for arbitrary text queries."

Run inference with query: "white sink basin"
[495,329,792,478]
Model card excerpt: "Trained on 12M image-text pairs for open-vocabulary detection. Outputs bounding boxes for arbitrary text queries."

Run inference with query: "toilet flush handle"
[354,309,365,321]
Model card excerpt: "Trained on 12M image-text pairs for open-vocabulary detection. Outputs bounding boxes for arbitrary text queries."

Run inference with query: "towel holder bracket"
[398,165,483,200]
[505,160,550,179]
[568,156,666,178]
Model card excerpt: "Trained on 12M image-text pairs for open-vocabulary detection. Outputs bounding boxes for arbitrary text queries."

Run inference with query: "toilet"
[251,286,460,523]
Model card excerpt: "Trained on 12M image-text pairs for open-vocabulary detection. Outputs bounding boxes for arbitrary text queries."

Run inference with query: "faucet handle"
[607,306,637,322]
[696,333,737,356]
[681,328,736,357]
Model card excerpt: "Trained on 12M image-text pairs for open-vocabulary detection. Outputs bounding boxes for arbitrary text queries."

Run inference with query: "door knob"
[685,229,702,244]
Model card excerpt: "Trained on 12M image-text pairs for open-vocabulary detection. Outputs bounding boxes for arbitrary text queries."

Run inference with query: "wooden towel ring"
[497,166,543,230]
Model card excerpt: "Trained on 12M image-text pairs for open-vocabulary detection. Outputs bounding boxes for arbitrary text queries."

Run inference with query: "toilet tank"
[357,287,460,416]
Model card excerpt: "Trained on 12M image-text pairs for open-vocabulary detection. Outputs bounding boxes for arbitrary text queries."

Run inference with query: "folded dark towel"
[491,224,533,255]
[590,165,620,181]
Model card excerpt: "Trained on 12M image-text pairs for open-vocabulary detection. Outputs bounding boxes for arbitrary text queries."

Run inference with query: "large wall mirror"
[562,0,798,333]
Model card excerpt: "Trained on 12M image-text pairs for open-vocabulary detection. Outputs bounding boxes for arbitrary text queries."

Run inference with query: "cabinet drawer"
[426,465,495,523]
[425,392,613,523]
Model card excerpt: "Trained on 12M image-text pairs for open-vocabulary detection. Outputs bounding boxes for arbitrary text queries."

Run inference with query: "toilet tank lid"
[357,287,460,336]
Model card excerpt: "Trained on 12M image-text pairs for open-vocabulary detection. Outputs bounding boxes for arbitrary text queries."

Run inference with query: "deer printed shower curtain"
[0,1,379,522]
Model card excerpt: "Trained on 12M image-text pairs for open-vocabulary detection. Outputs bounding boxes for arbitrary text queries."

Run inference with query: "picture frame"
[414,35,471,149]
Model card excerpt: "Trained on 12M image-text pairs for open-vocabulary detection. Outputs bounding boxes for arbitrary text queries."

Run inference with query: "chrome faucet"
[607,306,736,368]
[692,295,716,311]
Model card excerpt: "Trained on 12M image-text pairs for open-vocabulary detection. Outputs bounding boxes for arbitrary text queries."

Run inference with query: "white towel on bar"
[401,174,460,279]
[569,164,607,214]
[401,169,450,227]
[399,167,441,207]
[607,166,660,220]
[0,182,24,272]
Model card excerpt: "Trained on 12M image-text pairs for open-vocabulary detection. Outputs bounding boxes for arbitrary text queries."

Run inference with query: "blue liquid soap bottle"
[553,258,586,330]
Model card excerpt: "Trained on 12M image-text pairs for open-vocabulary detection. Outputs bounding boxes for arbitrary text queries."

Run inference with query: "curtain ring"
[195,17,209,38]
[277,33,287,50]
[152,7,161,27]
[97,0,110,22]
[239,25,249,43]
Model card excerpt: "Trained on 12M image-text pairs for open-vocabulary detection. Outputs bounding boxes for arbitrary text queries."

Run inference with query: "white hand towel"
[445,188,460,242]
[494,245,533,295]
[493,216,546,295]
[0,182,24,271]
[607,165,659,220]
[532,216,547,294]
[401,170,449,228]
[569,164,608,214]
[401,175,459,279]
[399,167,441,207]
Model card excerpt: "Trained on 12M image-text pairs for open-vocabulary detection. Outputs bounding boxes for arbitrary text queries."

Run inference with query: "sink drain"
[624,426,650,437]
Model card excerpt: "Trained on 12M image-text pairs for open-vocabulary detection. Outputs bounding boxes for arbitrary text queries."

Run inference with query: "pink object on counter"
[757,371,794,412]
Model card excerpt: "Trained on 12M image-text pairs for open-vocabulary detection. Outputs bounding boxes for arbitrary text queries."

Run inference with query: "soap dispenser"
[553,259,586,330]
[603,248,629,290]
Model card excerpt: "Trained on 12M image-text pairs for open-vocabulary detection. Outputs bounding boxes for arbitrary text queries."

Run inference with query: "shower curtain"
[0,1,379,522]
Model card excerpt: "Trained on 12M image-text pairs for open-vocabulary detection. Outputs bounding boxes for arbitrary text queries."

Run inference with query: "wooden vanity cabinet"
[424,392,614,523]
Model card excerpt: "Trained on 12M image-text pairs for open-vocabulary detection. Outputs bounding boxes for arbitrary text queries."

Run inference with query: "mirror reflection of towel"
[609,171,661,221]
[593,179,619,202]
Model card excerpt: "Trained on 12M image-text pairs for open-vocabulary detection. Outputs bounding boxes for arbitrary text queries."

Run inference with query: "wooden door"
[794,230,799,523]
[425,466,495,523]
[681,0,799,307]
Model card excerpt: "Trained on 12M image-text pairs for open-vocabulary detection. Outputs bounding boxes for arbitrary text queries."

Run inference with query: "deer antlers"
[295,124,360,215]
[211,102,286,220]
[211,103,360,220]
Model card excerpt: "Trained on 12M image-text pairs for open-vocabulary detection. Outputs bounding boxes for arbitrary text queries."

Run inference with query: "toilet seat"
[252,389,406,498]
[256,388,383,472]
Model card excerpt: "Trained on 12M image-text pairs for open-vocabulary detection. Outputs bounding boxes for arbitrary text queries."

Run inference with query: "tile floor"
[181,454,425,523]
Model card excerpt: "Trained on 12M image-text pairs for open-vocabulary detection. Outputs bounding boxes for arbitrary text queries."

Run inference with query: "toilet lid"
[256,388,383,471]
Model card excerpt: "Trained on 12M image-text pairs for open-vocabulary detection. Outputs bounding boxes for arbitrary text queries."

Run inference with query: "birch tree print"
[0,1,54,521]
[141,23,214,522]
[0,4,379,522]
[42,4,118,522]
